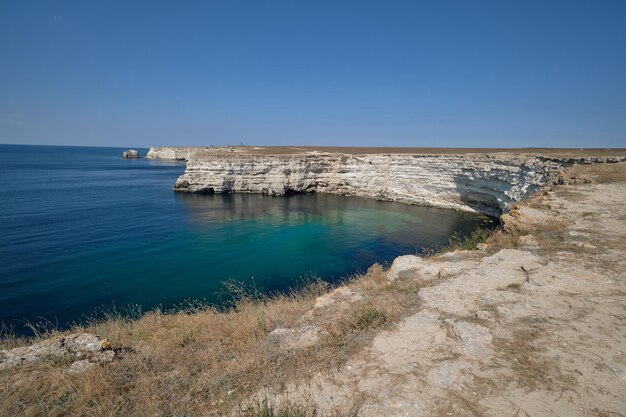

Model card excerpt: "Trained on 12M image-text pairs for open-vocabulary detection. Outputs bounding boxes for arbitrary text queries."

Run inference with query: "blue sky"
[1,1,625,148]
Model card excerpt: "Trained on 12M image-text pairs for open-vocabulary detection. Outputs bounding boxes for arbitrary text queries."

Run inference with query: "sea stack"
[122,149,140,159]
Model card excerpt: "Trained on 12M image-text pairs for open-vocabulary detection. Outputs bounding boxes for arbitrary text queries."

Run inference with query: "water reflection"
[176,192,496,254]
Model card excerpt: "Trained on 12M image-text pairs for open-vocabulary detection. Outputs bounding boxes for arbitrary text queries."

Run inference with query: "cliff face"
[147,147,623,217]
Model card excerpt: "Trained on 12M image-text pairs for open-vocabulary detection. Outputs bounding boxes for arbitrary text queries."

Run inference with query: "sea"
[0,144,496,333]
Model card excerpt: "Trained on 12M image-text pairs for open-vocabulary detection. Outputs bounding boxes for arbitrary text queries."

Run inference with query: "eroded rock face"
[169,152,556,217]
[148,148,623,217]
[0,333,114,372]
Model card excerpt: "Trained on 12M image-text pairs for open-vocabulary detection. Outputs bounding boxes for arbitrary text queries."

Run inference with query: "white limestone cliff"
[147,147,623,217]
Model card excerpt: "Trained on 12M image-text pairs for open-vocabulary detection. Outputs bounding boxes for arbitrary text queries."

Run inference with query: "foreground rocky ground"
[262,162,626,416]
[1,162,625,417]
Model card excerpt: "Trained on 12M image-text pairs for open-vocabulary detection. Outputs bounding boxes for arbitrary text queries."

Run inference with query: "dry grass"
[568,161,626,184]
[482,229,519,252]
[482,208,569,254]
[437,227,493,253]
[434,187,570,256]
[0,282,325,417]
[491,322,576,392]
[0,265,423,417]
[500,283,522,291]
[432,314,578,416]
[535,219,568,244]
[237,400,317,417]
[591,409,626,417]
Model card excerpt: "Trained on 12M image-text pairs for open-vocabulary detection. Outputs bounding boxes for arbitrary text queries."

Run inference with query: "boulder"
[386,255,443,283]
[313,287,362,310]
[122,149,140,159]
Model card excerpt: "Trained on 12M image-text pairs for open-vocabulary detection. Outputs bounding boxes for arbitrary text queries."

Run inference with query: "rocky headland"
[1,149,625,417]
[147,146,624,217]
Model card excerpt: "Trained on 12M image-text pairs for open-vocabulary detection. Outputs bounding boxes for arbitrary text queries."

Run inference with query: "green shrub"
[439,227,492,253]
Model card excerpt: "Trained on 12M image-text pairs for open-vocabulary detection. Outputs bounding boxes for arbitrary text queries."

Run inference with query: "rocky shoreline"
[148,146,625,217]
[242,161,626,416]
[1,155,625,417]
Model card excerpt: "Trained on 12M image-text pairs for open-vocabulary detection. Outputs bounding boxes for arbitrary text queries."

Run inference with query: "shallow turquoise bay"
[0,145,495,333]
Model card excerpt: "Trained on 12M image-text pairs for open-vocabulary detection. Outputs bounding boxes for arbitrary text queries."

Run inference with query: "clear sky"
[1,1,625,148]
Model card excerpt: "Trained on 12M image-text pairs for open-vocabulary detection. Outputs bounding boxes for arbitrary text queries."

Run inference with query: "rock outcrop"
[0,333,114,372]
[252,164,626,416]
[122,149,140,159]
[148,146,624,216]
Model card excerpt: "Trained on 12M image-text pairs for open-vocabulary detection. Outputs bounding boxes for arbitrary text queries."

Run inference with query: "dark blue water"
[0,145,495,332]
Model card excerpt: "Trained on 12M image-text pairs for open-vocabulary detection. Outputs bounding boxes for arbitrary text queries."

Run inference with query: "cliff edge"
[148,146,625,217]
[1,157,625,417]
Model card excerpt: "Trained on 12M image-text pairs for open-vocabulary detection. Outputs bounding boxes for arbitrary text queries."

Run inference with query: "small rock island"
[122,149,140,159]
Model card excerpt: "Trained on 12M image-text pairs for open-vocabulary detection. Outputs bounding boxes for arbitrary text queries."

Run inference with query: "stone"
[476,242,490,251]
[475,310,495,321]
[96,349,116,363]
[68,359,95,374]
[387,255,444,283]
[445,319,493,356]
[358,399,421,417]
[63,333,106,353]
[313,287,362,310]
[430,360,471,388]
[269,325,321,350]
[0,333,114,370]
[122,149,140,159]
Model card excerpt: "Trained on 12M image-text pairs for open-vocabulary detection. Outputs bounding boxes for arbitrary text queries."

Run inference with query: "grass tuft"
[0,267,426,417]
[439,227,493,253]
[499,283,522,291]
[353,307,388,330]
[238,401,316,417]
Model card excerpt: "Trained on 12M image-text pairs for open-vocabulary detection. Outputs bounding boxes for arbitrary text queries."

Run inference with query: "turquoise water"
[0,145,495,333]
